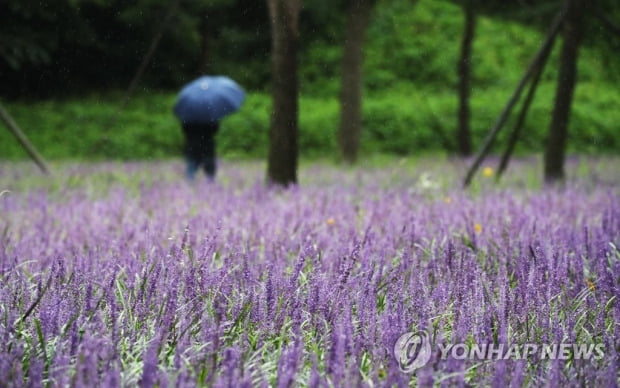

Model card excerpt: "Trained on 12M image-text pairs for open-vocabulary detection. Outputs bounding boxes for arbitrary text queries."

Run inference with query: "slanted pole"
[595,9,620,38]
[496,35,552,181]
[103,0,181,135]
[0,103,52,175]
[462,7,565,188]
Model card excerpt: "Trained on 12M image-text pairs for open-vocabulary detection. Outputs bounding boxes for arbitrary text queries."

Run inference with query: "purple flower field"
[1,158,619,387]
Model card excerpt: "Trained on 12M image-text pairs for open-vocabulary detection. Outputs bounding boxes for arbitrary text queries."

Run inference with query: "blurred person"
[173,76,245,181]
[181,121,219,180]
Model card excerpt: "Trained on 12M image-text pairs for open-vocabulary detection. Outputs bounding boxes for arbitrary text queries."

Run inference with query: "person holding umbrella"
[173,75,245,180]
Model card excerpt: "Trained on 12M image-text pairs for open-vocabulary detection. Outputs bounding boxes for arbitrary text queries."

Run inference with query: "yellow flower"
[482,167,494,177]
[474,223,482,234]
[443,196,452,204]
[586,279,595,292]
[326,217,336,226]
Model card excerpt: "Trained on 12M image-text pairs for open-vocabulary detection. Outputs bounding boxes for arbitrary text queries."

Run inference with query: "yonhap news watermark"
[394,330,605,374]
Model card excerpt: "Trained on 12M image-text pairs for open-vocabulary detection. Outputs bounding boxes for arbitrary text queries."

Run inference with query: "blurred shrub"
[1,86,618,161]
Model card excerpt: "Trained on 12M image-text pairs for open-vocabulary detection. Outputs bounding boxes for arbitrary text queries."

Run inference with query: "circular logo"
[394,330,432,373]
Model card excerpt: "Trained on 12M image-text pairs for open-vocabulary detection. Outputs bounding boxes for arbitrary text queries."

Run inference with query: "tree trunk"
[544,0,586,183]
[338,0,372,164]
[266,0,301,186]
[457,0,476,157]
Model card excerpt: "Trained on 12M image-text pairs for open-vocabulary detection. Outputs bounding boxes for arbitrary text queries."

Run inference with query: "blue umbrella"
[173,76,246,124]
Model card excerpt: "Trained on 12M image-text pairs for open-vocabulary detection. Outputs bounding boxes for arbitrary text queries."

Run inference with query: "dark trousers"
[182,123,219,179]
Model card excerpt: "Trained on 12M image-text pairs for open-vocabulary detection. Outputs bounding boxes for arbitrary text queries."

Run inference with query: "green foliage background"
[1,0,619,160]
